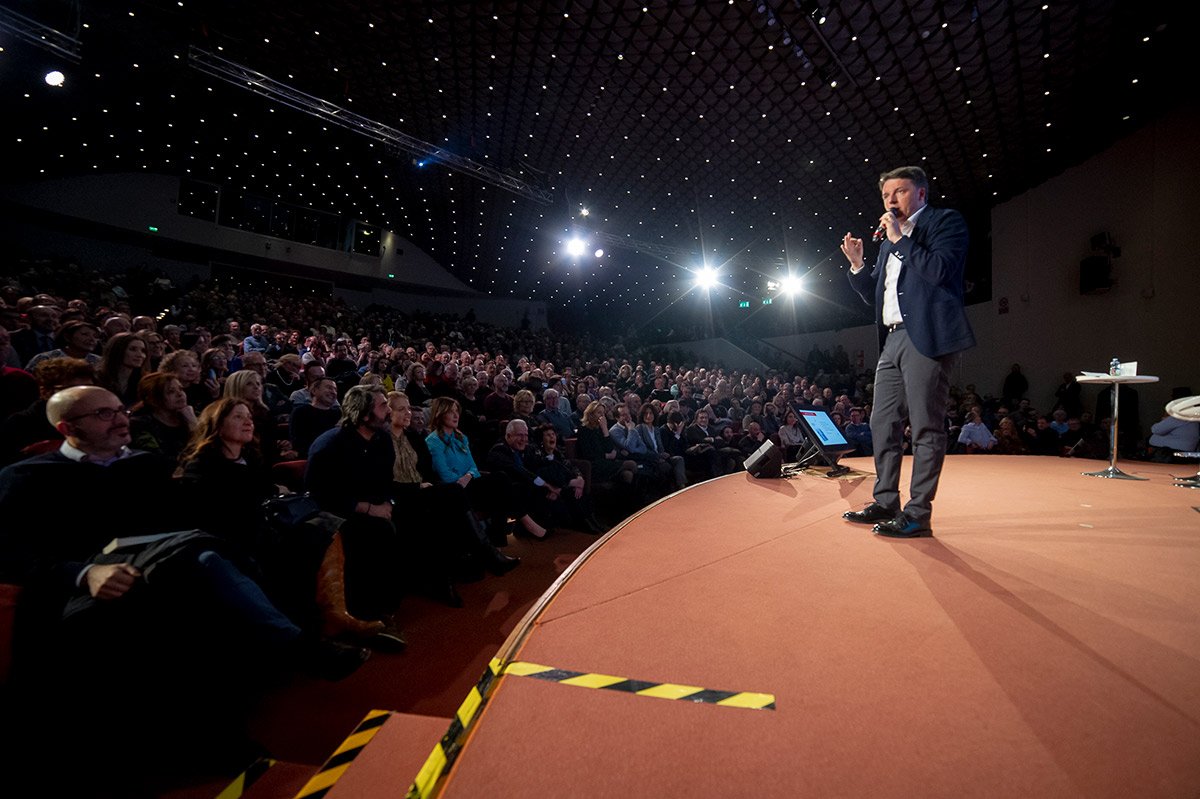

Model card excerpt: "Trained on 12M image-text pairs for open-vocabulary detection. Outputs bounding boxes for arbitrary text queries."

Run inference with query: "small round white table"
[1076,373,1159,480]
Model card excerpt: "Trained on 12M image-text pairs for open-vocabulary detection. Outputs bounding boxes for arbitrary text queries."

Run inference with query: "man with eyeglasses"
[0,386,370,701]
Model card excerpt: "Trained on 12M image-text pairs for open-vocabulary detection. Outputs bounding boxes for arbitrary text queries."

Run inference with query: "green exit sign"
[739,301,750,308]
[761,298,772,305]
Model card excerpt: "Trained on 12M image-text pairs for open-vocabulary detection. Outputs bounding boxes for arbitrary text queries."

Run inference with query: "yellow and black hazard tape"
[405,657,773,798]
[216,757,277,799]
[406,657,504,799]
[505,660,776,710]
[294,709,392,799]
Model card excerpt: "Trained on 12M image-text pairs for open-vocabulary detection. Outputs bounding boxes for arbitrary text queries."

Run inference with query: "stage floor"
[434,456,1200,798]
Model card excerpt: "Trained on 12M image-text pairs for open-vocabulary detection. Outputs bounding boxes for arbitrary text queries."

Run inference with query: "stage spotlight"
[780,275,802,295]
[45,70,65,87]
[565,237,587,257]
[580,207,590,217]
[594,248,604,258]
[695,267,717,290]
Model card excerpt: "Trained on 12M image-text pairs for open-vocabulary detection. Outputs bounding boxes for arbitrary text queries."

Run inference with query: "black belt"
[887,322,905,333]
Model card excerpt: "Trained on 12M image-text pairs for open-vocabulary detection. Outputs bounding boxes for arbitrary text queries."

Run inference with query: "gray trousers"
[870,329,954,523]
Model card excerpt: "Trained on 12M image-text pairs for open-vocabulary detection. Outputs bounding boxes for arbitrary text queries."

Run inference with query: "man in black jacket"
[0,385,367,675]
[488,419,599,533]
[0,386,368,791]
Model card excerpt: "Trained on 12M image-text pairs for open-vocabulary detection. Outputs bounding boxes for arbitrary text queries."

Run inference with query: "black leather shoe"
[872,515,933,538]
[843,503,899,524]
[369,619,408,653]
[455,554,486,583]
[487,519,511,547]
[486,551,521,576]
[583,515,610,535]
[302,638,371,680]
[428,581,464,608]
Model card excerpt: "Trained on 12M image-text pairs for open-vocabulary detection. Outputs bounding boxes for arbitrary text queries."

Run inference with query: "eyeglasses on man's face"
[66,406,131,423]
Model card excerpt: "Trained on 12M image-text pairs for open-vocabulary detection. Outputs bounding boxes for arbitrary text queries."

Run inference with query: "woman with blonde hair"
[224,368,293,463]
[387,392,519,576]
[512,389,538,429]
[577,400,637,485]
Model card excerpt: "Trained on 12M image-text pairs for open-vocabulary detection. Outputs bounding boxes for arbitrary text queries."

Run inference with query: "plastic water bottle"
[1109,357,1120,376]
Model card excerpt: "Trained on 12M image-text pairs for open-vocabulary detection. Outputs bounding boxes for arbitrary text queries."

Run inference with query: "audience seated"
[177,397,401,649]
[577,400,638,488]
[225,369,292,463]
[536,387,575,441]
[0,326,38,420]
[635,403,687,491]
[0,386,370,788]
[129,371,196,462]
[0,357,95,464]
[1,262,1178,790]
[685,407,741,477]
[306,386,438,619]
[25,319,102,369]
[95,331,148,406]
[290,376,341,458]
[386,391,520,581]
[958,412,997,453]
[426,396,545,542]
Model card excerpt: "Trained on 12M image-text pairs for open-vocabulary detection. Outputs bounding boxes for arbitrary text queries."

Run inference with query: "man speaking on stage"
[839,166,975,538]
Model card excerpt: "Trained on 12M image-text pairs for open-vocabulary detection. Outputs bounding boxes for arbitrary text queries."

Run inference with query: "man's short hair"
[303,361,326,384]
[505,419,528,436]
[57,319,99,346]
[878,166,929,191]
[340,384,386,429]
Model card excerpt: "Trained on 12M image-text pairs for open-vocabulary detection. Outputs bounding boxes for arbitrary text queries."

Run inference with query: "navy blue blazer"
[848,205,976,359]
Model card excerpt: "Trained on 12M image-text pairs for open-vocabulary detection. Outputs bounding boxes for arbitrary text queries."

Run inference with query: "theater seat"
[19,439,61,458]
[0,583,20,686]
[271,459,308,493]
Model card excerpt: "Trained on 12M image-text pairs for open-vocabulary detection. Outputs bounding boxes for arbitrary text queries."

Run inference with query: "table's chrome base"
[1172,475,1200,489]
[1082,466,1147,480]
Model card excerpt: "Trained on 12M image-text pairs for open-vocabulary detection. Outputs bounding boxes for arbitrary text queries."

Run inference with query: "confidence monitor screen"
[794,407,857,464]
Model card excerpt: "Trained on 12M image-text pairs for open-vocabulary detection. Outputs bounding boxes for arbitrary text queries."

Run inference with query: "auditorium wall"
[765,102,1200,433]
[0,173,549,328]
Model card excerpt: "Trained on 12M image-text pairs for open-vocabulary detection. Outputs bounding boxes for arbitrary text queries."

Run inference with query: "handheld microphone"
[872,208,899,243]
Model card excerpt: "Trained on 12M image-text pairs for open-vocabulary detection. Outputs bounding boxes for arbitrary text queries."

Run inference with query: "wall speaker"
[1079,255,1114,295]
[744,440,782,478]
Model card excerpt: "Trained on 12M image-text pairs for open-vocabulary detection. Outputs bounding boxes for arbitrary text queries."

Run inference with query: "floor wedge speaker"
[744,440,782,478]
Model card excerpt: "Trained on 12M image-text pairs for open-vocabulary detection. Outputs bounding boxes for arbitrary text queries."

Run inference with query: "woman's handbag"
[262,493,322,528]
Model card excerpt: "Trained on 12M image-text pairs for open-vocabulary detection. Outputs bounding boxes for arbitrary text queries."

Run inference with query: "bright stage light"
[565,237,587,257]
[695,267,717,290]
[580,207,590,217]
[45,70,65,87]
[594,249,604,258]
[779,275,802,295]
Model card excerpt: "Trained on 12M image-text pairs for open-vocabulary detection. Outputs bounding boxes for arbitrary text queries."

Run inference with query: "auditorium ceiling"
[0,1,1187,333]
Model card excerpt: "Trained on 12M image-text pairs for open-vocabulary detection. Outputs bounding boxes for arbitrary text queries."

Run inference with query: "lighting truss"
[0,3,82,62]
[584,229,693,260]
[188,47,554,206]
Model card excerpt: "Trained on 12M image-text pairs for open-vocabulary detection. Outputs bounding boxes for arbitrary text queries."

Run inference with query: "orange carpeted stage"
[408,455,1200,798]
